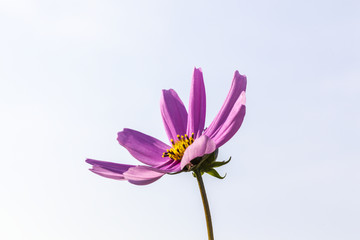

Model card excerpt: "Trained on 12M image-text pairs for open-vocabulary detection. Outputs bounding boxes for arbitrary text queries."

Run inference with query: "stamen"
[162,133,195,160]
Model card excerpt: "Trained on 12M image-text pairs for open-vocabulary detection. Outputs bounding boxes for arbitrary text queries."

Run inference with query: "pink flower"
[86,68,246,185]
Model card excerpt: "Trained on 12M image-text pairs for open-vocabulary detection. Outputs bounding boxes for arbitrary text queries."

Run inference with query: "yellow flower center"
[162,133,195,161]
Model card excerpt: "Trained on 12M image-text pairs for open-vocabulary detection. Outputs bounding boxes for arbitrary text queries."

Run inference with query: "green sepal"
[186,149,219,172]
[168,149,231,180]
[167,169,186,175]
[205,168,226,179]
[209,157,231,169]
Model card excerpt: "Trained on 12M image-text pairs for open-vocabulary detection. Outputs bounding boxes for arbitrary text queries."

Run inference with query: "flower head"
[86,68,246,185]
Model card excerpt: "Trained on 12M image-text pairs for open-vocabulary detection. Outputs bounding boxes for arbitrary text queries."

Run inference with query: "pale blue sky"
[1,0,359,239]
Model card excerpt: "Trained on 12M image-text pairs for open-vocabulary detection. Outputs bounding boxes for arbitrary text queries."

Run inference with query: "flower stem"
[195,169,214,240]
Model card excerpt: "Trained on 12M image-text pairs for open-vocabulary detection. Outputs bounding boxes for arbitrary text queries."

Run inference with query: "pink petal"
[160,89,188,142]
[90,166,126,180]
[86,159,168,185]
[180,135,217,169]
[117,128,170,166]
[205,71,247,145]
[155,159,182,172]
[208,91,246,148]
[186,67,206,138]
[123,166,166,185]
[86,159,134,180]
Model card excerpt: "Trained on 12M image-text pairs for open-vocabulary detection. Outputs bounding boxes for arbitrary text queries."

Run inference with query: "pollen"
[162,133,195,161]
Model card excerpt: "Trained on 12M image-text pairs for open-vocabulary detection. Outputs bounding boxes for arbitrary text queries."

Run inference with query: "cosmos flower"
[86,68,246,185]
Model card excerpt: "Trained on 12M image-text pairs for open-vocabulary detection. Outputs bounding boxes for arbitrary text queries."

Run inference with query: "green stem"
[195,169,214,240]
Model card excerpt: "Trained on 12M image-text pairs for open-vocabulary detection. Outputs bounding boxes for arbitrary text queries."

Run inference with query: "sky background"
[1,0,359,239]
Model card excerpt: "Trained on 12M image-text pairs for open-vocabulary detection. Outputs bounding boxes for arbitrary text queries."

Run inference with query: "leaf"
[205,168,226,179]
